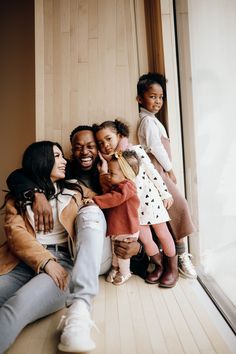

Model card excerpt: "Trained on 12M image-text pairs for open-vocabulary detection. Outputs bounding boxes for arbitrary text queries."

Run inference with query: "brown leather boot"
[145,252,163,284]
[159,255,179,288]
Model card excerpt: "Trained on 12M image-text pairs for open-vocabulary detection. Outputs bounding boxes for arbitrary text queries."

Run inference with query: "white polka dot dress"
[130,145,171,225]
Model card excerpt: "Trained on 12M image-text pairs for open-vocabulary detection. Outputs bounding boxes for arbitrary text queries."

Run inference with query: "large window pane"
[186,0,236,307]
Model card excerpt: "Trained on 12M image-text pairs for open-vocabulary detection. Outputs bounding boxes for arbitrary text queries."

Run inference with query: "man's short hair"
[70,125,94,143]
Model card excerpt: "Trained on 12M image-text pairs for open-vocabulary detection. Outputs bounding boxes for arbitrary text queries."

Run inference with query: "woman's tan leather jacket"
[0,185,94,275]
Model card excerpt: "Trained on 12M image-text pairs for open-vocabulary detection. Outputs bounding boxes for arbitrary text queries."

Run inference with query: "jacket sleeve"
[93,181,137,209]
[4,199,56,273]
[99,173,111,193]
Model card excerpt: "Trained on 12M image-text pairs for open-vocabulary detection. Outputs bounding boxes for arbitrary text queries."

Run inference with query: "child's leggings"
[110,232,139,276]
[139,223,175,257]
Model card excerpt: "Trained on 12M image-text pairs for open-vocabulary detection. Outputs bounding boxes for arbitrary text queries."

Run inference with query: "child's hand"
[167,169,177,184]
[163,197,173,210]
[99,150,113,162]
[97,151,109,174]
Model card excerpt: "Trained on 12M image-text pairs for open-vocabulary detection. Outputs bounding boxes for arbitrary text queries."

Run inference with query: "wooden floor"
[5,276,236,354]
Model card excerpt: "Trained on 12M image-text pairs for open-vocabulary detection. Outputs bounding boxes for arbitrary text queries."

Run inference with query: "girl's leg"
[139,226,163,284]
[111,239,119,269]
[117,257,131,276]
[151,223,179,288]
[139,225,159,256]
[152,223,176,257]
[113,257,132,285]
[106,240,119,283]
[112,234,137,285]
[111,235,131,275]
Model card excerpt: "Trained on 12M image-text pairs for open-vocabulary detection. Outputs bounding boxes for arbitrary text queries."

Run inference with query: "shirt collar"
[140,107,156,119]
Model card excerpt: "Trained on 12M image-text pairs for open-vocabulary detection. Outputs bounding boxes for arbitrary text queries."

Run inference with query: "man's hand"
[44,260,69,291]
[114,240,140,259]
[32,193,53,233]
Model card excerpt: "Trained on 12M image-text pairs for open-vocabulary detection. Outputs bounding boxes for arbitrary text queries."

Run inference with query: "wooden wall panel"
[35,0,148,155]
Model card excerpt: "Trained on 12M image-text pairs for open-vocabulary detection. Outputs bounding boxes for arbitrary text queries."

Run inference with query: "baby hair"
[93,119,129,138]
[137,72,167,99]
[111,150,140,177]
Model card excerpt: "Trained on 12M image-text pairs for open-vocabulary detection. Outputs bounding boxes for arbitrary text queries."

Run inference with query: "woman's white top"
[26,185,77,245]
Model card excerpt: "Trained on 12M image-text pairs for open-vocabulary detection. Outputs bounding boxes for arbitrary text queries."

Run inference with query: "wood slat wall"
[35,0,148,156]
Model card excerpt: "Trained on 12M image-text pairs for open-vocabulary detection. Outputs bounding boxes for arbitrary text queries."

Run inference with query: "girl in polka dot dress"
[93,120,179,288]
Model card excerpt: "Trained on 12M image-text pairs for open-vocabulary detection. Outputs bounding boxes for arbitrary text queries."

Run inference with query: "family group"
[0,72,196,353]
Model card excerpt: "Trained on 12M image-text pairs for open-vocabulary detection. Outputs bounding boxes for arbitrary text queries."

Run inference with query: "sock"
[175,242,186,255]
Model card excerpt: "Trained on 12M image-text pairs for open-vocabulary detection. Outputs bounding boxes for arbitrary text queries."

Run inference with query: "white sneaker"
[178,253,197,279]
[58,300,96,353]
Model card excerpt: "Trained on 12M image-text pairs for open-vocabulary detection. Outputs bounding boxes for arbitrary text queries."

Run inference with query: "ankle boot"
[159,255,179,288]
[145,252,163,284]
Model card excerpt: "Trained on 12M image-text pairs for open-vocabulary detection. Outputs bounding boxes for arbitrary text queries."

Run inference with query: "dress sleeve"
[93,181,137,208]
[133,145,172,200]
[4,199,56,273]
[139,117,172,172]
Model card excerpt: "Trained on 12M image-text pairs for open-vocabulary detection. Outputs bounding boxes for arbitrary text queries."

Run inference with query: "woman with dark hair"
[0,141,111,353]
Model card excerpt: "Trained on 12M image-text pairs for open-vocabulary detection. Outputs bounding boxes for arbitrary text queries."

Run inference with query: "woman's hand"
[32,193,53,233]
[44,260,69,291]
[167,169,177,184]
[163,197,174,210]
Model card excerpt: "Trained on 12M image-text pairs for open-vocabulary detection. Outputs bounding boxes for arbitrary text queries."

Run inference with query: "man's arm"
[7,169,38,200]
[7,169,53,232]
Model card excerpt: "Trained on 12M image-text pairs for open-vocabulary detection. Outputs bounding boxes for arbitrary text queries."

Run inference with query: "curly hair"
[137,72,167,99]
[92,119,129,137]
